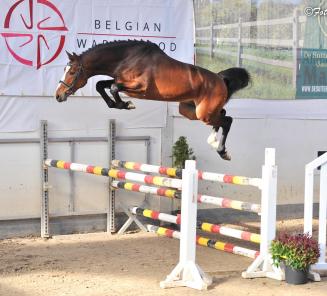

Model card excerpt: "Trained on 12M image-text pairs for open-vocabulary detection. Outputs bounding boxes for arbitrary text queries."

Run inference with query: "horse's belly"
[122,90,178,101]
[118,70,194,101]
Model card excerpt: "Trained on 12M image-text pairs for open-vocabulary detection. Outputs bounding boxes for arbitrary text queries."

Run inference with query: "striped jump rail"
[198,194,261,214]
[112,180,181,199]
[147,224,260,259]
[112,160,262,188]
[112,180,260,214]
[131,207,181,225]
[131,207,260,244]
[44,159,182,189]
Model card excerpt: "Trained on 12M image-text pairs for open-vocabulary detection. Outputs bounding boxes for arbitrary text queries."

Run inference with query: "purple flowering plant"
[270,233,320,271]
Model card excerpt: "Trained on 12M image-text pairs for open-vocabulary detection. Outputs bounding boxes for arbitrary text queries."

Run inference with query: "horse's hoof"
[126,101,135,110]
[116,101,135,110]
[218,150,231,161]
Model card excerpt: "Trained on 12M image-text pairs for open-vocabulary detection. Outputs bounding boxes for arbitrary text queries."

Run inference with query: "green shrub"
[172,136,196,169]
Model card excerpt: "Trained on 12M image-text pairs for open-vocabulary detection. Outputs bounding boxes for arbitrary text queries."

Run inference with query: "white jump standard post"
[242,148,284,280]
[304,152,327,280]
[160,160,213,290]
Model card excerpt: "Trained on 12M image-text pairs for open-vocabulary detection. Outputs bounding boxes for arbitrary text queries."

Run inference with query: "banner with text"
[0,0,194,96]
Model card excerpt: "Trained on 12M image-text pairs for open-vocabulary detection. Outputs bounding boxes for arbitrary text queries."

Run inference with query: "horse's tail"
[218,67,250,99]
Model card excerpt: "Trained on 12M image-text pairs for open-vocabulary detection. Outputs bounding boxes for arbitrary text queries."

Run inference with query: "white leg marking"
[207,130,219,150]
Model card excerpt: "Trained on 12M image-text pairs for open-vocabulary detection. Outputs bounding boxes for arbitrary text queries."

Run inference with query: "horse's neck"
[82,47,125,78]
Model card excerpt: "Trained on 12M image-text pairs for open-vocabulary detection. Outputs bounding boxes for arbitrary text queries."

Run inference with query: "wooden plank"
[242,17,293,27]
[242,38,293,47]
[197,37,211,41]
[214,38,293,48]
[241,53,293,68]
[214,37,238,43]
[292,9,300,87]
[213,23,239,29]
[299,15,307,23]
[199,16,305,32]
[196,26,211,31]
[196,47,211,53]
[237,17,242,67]
[213,48,237,57]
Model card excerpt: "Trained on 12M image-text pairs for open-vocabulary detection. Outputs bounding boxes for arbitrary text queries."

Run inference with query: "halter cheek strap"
[59,63,84,95]
[59,80,71,89]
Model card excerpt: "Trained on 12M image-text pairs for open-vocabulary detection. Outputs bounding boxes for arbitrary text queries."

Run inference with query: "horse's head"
[55,51,88,102]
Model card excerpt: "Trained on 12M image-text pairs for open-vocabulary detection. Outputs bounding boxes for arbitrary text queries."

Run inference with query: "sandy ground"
[0,220,326,296]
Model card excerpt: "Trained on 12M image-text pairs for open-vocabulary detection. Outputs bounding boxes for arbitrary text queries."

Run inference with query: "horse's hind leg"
[180,101,232,160]
[199,105,233,160]
[206,110,233,160]
[179,102,198,120]
[215,115,233,161]
[207,109,226,148]
[96,80,116,108]
[110,84,135,110]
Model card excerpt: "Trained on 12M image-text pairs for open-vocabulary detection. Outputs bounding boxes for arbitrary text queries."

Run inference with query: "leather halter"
[59,62,84,95]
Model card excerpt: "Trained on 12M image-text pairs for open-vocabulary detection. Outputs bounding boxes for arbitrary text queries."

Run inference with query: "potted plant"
[172,136,196,169]
[270,233,320,285]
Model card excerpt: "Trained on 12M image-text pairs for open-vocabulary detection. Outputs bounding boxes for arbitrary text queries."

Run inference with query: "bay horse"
[55,40,250,160]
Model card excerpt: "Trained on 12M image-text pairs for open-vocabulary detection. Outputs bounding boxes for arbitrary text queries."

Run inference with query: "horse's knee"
[110,84,119,95]
[110,83,124,95]
[96,80,106,92]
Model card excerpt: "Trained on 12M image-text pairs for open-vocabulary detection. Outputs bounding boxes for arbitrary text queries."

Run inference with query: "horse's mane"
[80,39,162,56]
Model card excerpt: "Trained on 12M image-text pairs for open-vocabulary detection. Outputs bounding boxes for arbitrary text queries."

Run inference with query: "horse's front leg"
[96,80,117,108]
[110,83,135,110]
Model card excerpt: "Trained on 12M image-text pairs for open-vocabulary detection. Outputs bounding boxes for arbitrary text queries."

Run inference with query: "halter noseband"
[59,62,84,95]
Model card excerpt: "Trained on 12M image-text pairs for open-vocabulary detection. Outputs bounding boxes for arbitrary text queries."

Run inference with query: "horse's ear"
[72,52,80,61]
[66,51,74,61]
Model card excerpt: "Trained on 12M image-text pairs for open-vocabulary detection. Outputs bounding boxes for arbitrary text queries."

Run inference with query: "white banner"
[0,0,194,96]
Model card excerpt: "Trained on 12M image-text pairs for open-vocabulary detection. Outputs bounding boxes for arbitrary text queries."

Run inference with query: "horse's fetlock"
[110,84,120,94]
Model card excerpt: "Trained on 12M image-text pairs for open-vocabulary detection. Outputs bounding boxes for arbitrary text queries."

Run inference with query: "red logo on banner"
[2,0,68,69]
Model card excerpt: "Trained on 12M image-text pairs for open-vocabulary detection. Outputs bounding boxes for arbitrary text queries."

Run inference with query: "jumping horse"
[55,40,250,160]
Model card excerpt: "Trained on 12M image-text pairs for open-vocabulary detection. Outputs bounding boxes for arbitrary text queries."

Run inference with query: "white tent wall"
[0,98,167,220]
